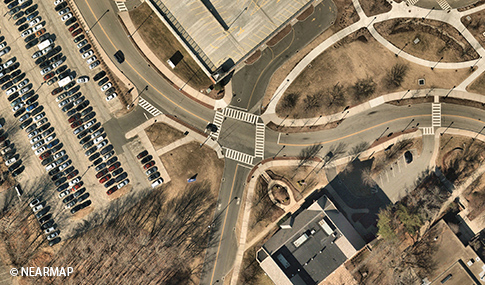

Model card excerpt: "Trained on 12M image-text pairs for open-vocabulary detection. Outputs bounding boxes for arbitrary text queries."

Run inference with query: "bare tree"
[298,144,322,167]
[362,168,376,187]
[303,92,324,111]
[327,82,346,107]
[386,63,409,87]
[279,93,299,111]
[352,77,376,99]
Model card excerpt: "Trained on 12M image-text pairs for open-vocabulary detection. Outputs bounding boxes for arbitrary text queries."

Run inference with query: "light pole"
[422,7,435,20]
[128,11,154,38]
[473,126,485,141]
[35,81,45,93]
[376,127,389,141]
[425,87,435,98]
[431,56,443,70]
[441,121,453,136]
[366,17,376,28]
[279,115,289,129]
[397,90,410,103]
[444,86,456,98]
[273,145,285,159]
[86,9,110,33]
[266,79,290,109]
[80,164,94,179]
[441,136,453,150]
[395,43,408,57]
[310,115,322,129]
[403,119,414,132]
[471,57,482,70]
[127,85,148,109]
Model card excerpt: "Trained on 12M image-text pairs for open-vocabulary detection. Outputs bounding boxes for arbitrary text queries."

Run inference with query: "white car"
[82,50,93,59]
[29,198,40,208]
[47,231,59,241]
[102,152,113,161]
[17,79,29,88]
[5,158,16,166]
[84,120,95,129]
[3,59,14,68]
[86,56,97,64]
[12,104,23,112]
[46,162,56,171]
[28,130,38,139]
[61,13,72,21]
[32,51,42,59]
[44,135,55,143]
[18,87,30,95]
[6,87,17,96]
[89,61,100,70]
[76,76,89,83]
[58,161,70,171]
[36,118,48,127]
[31,141,44,150]
[0,42,6,49]
[59,190,70,198]
[53,150,66,160]
[21,29,33,38]
[40,67,52,75]
[93,136,104,144]
[69,177,80,186]
[29,17,41,27]
[33,24,44,32]
[151,178,163,188]
[101,83,112,92]
[30,135,42,145]
[34,147,46,156]
[33,113,45,122]
[117,179,129,190]
[106,93,117,101]
[58,8,70,16]
[54,0,64,5]
[41,45,53,55]
[96,140,108,150]
[32,204,43,213]
[44,227,56,235]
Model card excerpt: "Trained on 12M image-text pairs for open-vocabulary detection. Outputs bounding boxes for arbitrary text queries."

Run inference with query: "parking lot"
[0,0,162,245]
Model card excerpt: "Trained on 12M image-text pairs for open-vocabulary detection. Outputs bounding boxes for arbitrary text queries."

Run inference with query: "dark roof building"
[257,195,365,285]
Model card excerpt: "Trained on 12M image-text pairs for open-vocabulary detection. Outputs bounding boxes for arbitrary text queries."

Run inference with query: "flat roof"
[150,0,313,71]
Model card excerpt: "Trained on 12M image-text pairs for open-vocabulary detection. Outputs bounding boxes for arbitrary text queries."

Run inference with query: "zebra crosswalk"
[223,108,259,124]
[255,123,265,158]
[432,103,441,127]
[436,0,452,11]
[421,127,435,135]
[406,0,420,5]
[210,111,224,140]
[223,148,254,165]
[115,1,128,12]
[138,98,163,117]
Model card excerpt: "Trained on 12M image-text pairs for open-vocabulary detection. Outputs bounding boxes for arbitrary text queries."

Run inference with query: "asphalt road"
[230,0,337,113]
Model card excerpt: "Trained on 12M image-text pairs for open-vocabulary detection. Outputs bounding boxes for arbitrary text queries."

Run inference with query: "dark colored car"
[65,17,76,26]
[140,155,153,164]
[98,77,109,86]
[143,161,155,170]
[77,130,90,140]
[404,151,413,164]
[96,168,108,179]
[63,81,75,91]
[148,172,160,181]
[115,172,128,182]
[51,87,63,96]
[71,28,82,37]
[114,50,124,63]
[17,23,29,32]
[38,214,52,224]
[25,38,38,49]
[54,2,67,11]
[100,145,113,155]
[50,172,63,182]
[35,208,49,219]
[93,70,106,81]
[79,44,91,54]
[88,152,100,161]
[68,23,79,32]
[80,106,93,117]
[70,200,91,214]
[40,219,54,230]
[75,100,89,111]
[49,237,61,247]
[11,166,24,177]
[108,162,120,172]
[104,179,116,188]
[137,150,148,159]
[66,169,79,180]
[73,34,84,43]
[54,177,66,187]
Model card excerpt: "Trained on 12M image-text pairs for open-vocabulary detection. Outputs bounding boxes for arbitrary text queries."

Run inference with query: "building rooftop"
[258,196,365,285]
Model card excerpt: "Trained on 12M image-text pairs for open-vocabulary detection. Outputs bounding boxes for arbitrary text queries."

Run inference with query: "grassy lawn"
[129,3,213,92]
[277,29,473,119]
[461,11,485,51]
[359,0,392,17]
[375,19,479,63]
[468,71,485,95]
[145,122,185,150]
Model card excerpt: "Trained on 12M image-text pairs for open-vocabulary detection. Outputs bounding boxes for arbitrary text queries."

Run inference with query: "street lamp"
[86,9,110,34]
[366,17,376,28]
[395,43,408,57]
[266,79,290,109]
[473,126,485,141]
[127,85,148,109]
[422,7,435,20]
[444,86,456,98]
[376,127,389,141]
[471,57,482,70]
[441,121,453,136]
[273,145,285,159]
[129,11,154,38]
[403,119,414,132]
[397,90,410,103]
[310,115,322,129]
[431,57,443,70]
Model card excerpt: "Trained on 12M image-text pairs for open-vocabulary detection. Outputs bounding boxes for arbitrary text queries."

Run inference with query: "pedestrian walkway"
[432,103,441,127]
[255,123,265,158]
[138,98,163,117]
[210,111,224,140]
[115,1,128,12]
[222,108,259,124]
[223,147,254,165]
[436,0,452,11]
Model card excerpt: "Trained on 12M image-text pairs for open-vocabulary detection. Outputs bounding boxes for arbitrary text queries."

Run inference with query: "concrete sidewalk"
[262,0,485,127]
[118,12,232,110]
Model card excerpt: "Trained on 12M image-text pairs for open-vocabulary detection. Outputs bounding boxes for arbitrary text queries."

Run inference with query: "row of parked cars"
[49,0,130,194]
[29,198,61,246]
[136,150,163,189]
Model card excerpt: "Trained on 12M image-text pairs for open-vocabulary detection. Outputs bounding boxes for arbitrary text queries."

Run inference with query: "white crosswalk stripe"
[138,98,162,117]
[211,111,224,140]
[436,0,452,11]
[222,108,259,124]
[223,147,254,165]
[421,127,435,135]
[432,103,441,127]
[255,123,265,158]
[116,1,128,12]
[406,0,420,5]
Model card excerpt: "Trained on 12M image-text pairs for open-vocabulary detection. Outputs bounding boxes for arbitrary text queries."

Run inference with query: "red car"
[39,152,51,160]
[70,120,82,129]
[68,23,79,32]
[71,182,83,191]
[137,150,148,159]
[51,87,63,96]
[68,114,80,123]
[71,28,83,37]
[108,162,120,172]
[43,72,54,81]
[143,161,155,170]
[99,174,111,184]
[95,169,108,179]
[106,186,117,195]
[35,28,45,37]
[66,169,79,180]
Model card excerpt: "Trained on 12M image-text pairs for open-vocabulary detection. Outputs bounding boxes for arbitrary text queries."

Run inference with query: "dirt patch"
[375,18,480,62]
[160,141,224,201]
[461,12,485,56]
[297,5,314,21]
[468,70,485,95]
[463,173,485,220]
[458,0,485,11]
[271,184,290,206]
[145,122,186,150]
[387,96,434,106]
[262,0,359,110]
[359,0,392,17]
[245,50,262,65]
[438,134,485,185]
[267,25,292,47]
[441,97,485,110]
[277,29,473,119]
[266,119,341,133]
[129,3,213,92]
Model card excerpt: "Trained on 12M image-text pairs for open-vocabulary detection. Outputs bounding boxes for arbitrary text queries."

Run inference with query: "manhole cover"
[418,79,425,86]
